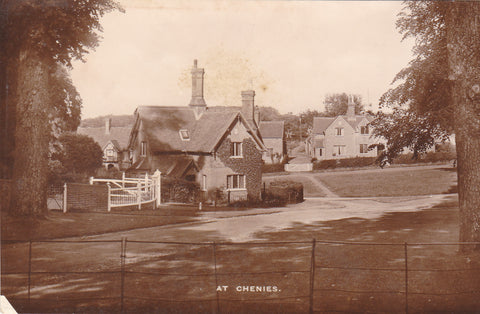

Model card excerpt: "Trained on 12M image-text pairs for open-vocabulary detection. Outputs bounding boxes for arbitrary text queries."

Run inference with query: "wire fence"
[2,239,480,313]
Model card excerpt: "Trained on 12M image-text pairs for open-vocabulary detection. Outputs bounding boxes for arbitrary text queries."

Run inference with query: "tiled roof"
[259,121,284,138]
[312,115,373,134]
[77,126,131,150]
[135,106,259,153]
[312,117,335,134]
[314,139,324,148]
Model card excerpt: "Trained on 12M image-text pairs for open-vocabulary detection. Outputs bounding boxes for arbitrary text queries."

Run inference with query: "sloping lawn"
[316,167,457,197]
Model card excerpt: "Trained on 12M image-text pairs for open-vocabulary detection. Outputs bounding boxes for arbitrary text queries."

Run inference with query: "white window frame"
[227,174,246,190]
[335,127,344,136]
[333,145,346,156]
[232,142,243,157]
[360,144,368,154]
[360,126,369,135]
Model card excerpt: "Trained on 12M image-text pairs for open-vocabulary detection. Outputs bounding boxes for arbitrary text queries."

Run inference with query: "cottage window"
[179,129,190,141]
[360,144,368,154]
[141,141,147,156]
[333,145,346,156]
[227,174,246,189]
[335,127,344,136]
[231,142,243,157]
[361,126,369,134]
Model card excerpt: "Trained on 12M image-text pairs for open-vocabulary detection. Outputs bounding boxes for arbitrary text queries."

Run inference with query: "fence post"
[27,240,32,306]
[122,172,125,188]
[89,176,93,185]
[107,183,111,212]
[309,239,316,314]
[63,183,67,213]
[137,181,142,210]
[212,242,220,314]
[404,242,408,314]
[154,170,161,208]
[120,237,127,314]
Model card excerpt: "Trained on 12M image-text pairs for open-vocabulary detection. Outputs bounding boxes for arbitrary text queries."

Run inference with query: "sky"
[70,0,415,119]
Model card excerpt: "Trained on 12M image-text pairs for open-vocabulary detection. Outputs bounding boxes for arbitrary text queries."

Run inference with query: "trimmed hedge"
[392,151,456,165]
[313,157,377,170]
[263,180,304,205]
[161,177,200,203]
[262,163,286,173]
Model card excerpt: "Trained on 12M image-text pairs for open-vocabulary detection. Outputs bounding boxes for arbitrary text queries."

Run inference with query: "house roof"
[312,115,373,134]
[259,121,284,139]
[314,139,324,148]
[77,126,131,150]
[133,106,265,154]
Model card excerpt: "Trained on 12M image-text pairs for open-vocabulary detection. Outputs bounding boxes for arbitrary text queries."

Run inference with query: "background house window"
[360,144,368,154]
[227,174,245,189]
[361,126,369,134]
[179,129,190,141]
[232,142,243,157]
[333,145,346,156]
[335,127,344,136]
[141,141,147,156]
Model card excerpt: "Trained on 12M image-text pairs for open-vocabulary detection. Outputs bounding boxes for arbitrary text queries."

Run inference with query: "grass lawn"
[316,166,457,197]
[1,205,200,242]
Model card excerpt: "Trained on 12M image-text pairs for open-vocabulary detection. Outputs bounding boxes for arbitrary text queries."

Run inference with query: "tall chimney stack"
[189,59,206,107]
[241,90,255,123]
[105,118,111,135]
[347,94,355,121]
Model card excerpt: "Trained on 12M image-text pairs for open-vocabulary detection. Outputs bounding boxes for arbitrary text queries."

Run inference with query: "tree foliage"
[373,2,453,164]
[324,93,363,117]
[50,133,103,183]
[1,0,122,216]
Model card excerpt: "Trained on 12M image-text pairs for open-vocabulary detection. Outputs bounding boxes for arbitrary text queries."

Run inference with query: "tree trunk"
[447,2,480,251]
[10,48,51,216]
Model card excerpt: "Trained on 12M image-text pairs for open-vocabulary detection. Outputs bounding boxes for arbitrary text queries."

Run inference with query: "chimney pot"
[189,59,206,107]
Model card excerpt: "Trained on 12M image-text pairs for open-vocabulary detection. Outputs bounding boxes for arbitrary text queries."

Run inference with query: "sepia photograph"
[1,0,480,313]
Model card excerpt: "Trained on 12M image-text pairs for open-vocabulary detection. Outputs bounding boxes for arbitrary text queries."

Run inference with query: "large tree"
[324,93,363,117]
[2,0,122,216]
[374,1,480,250]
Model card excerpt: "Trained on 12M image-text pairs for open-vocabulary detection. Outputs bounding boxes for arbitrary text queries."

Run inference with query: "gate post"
[107,183,111,212]
[63,183,67,213]
[153,170,161,208]
[137,181,142,210]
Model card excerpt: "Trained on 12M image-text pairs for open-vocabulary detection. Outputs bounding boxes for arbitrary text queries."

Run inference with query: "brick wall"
[66,183,108,211]
[0,179,11,212]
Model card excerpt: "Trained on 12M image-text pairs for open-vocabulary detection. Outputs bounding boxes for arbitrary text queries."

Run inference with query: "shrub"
[263,180,304,204]
[338,157,377,168]
[313,159,338,170]
[392,151,456,165]
[161,177,200,203]
[262,163,286,173]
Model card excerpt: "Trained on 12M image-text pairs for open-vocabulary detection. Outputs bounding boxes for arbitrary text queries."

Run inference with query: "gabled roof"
[312,117,335,135]
[132,106,265,154]
[312,115,373,134]
[77,126,131,150]
[259,121,284,139]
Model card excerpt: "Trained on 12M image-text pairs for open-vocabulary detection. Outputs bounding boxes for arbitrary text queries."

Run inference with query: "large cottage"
[127,60,266,202]
[305,96,381,160]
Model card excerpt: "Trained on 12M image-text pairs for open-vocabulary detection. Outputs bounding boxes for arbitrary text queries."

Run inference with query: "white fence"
[90,170,161,211]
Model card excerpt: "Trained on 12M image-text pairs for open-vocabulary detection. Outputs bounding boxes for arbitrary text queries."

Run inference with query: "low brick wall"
[66,183,108,212]
[0,179,11,212]
[227,189,248,203]
[284,163,313,172]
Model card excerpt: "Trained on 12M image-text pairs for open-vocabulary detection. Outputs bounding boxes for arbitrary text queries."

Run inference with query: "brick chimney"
[105,118,111,135]
[189,59,206,107]
[241,90,255,122]
[347,94,355,121]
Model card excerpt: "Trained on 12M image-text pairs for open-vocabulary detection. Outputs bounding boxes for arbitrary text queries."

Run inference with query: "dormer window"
[179,129,190,141]
[231,142,243,157]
